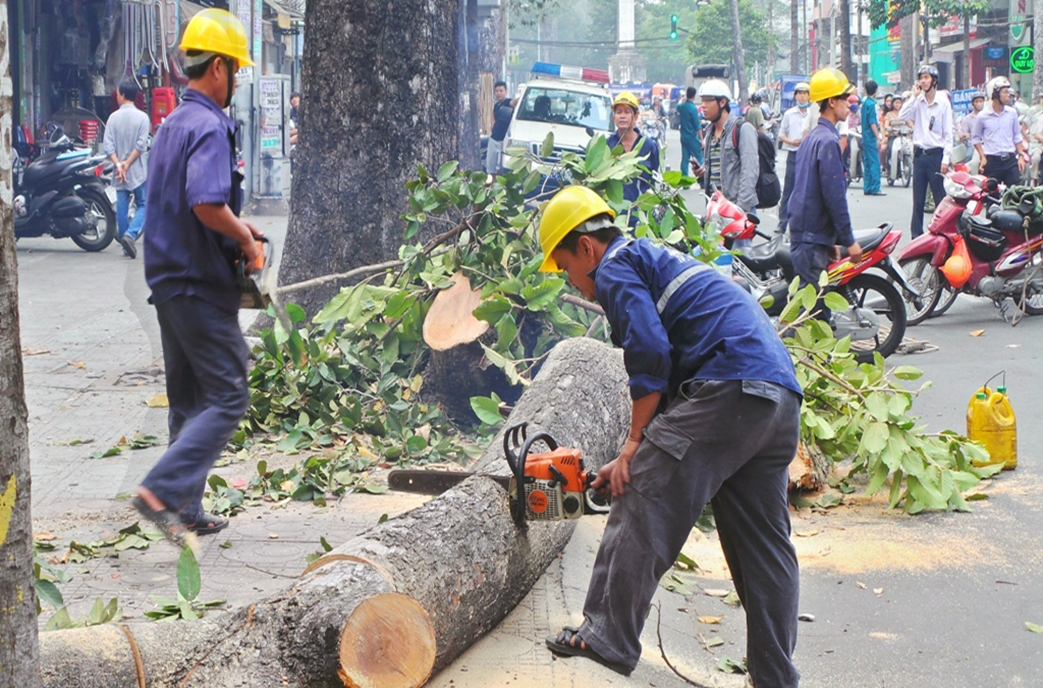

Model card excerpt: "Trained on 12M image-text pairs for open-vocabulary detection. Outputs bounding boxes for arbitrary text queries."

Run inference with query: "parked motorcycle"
[897,171,1043,323]
[887,125,913,188]
[705,191,911,362]
[14,127,116,251]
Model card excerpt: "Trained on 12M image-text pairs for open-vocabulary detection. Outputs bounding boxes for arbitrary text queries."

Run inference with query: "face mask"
[798,101,810,109]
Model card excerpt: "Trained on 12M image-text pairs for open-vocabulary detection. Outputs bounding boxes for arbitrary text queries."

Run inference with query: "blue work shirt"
[592,236,801,401]
[678,100,702,145]
[787,118,855,248]
[607,130,660,203]
[144,89,243,314]
[861,97,878,145]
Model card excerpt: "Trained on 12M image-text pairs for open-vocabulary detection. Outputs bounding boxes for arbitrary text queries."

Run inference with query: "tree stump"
[39,337,630,687]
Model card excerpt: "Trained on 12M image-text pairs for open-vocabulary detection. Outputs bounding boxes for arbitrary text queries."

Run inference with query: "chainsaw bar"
[387,469,510,495]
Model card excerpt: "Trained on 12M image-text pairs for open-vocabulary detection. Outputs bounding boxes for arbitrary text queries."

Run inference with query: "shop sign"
[1011,46,1035,74]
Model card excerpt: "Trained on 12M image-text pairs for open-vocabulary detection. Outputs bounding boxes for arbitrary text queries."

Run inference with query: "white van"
[503,63,615,167]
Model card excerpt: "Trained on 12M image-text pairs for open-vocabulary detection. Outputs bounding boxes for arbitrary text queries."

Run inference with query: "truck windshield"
[516,86,613,132]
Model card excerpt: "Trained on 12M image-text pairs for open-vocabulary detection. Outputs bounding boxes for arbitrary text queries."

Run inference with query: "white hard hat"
[697,79,732,101]
[986,76,1011,100]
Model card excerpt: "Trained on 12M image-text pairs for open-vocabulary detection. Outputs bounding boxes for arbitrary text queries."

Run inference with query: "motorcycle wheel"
[897,257,943,326]
[902,158,912,188]
[842,273,907,363]
[1013,265,1043,315]
[930,285,958,317]
[71,188,116,252]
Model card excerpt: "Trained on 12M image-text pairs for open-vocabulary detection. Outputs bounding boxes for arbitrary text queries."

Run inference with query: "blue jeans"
[116,183,147,241]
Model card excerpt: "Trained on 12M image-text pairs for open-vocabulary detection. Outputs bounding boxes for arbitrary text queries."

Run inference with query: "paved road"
[14,134,1043,686]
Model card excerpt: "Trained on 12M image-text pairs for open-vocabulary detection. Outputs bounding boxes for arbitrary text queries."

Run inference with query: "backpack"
[732,123,781,209]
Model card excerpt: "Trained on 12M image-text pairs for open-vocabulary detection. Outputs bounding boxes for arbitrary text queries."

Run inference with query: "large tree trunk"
[1034,3,1043,98]
[38,338,631,688]
[279,0,463,317]
[900,13,916,90]
[790,0,799,74]
[729,0,748,102]
[0,3,41,685]
[838,0,853,79]
[457,0,481,172]
[962,14,971,90]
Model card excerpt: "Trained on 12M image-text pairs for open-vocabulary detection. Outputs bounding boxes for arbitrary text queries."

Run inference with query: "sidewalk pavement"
[16,210,1043,688]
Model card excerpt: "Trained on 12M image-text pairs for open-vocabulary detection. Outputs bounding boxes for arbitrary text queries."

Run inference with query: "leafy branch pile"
[246,133,997,513]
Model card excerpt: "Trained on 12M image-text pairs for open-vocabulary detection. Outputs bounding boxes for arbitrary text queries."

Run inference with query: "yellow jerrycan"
[966,375,1017,471]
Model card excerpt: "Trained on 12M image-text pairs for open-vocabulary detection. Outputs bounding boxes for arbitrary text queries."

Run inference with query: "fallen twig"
[653,602,713,688]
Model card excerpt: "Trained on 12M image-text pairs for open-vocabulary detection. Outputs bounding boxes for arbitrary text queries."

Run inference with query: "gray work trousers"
[578,379,802,688]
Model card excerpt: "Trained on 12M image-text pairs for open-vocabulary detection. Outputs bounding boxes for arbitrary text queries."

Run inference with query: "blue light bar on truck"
[531,62,611,85]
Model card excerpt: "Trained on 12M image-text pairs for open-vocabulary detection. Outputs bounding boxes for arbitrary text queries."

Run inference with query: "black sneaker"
[120,235,137,259]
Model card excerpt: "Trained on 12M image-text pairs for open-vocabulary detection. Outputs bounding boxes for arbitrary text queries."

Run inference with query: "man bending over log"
[537,185,803,687]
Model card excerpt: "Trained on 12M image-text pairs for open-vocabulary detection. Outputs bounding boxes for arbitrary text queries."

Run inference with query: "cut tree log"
[39,337,630,688]
[789,442,832,492]
[420,271,517,423]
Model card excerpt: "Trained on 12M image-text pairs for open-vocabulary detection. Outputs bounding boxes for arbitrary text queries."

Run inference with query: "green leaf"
[861,422,889,454]
[1027,622,1043,633]
[716,656,747,674]
[177,546,201,603]
[892,365,923,380]
[469,395,503,425]
[436,160,459,182]
[36,580,64,612]
[823,291,849,312]
[285,303,307,323]
[473,294,513,324]
[539,132,555,159]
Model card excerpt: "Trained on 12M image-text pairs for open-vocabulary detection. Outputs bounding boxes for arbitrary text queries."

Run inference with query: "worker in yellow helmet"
[609,91,660,221]
[787,67,862,324]
[538,184,803,685]
[133,8,263,552]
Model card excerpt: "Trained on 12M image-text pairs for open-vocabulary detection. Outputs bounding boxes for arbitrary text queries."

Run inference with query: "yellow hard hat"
[809,68,854,103]
[612,91,640,111]
[538,186,615,272]
[180,8,254,67]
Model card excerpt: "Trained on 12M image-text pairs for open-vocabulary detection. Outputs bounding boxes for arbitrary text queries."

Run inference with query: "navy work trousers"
[141,295,249,522]
[910,147,945,238]
[577,379,802,687]
[791,242,833,324]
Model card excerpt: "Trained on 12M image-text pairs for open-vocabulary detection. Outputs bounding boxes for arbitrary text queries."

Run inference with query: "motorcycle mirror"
[985,177,999,192]
[748,212,760,225]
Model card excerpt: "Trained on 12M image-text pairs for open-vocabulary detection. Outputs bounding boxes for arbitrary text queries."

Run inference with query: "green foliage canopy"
[685,0,771,73]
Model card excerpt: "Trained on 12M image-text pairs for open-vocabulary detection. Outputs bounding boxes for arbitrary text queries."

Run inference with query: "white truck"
[502,62,615,170]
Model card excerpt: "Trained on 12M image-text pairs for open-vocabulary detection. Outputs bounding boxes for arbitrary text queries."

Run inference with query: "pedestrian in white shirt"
[972,76,1029,189]
[897,65,953,238]
[776,82,811,233]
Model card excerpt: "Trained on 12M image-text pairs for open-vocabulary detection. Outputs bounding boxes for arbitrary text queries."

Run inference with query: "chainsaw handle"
[508,427,558,528]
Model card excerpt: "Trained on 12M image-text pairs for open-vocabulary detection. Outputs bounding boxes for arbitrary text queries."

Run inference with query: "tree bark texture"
[38,338,631,688]
[0,4,42,685]
[729,0,749,102]
[790,0,799,74]
[279,0,463,317]
[838,0,853,80]
[900,13,916,90]
[1035,4,1043,98]
[457,0,481,172]
[962,14,971,90]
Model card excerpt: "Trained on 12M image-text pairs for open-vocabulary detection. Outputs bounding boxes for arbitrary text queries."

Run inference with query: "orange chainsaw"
[387,423,610,526]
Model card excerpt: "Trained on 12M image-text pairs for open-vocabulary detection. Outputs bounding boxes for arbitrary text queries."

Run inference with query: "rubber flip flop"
[545,627,632,676]
[132,495,199,554]
[183,511,229,535]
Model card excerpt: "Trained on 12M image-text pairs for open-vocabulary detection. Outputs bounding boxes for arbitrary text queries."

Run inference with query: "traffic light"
[670,14,679,40]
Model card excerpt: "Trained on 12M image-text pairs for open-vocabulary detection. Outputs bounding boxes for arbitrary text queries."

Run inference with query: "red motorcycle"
[896,171,1043,324]
[705,191,911,361]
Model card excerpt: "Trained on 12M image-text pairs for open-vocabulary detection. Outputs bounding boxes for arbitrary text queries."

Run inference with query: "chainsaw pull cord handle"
[511,430,559,527]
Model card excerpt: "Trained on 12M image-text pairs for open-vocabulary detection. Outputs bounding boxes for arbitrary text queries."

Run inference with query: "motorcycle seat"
[842,223,892,255]
[23,158,69,186]
[737,233,787,272]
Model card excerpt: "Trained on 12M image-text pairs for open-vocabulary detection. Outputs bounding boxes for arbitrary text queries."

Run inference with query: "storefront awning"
[932,37,990,63]
[264,0,305,20]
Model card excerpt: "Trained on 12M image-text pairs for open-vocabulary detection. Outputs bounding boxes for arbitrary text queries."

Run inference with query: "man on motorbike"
[777,82,811,233]
[898,65,953,238]
[957,91,985,174]
[692,80,759,217]
[972,76,1030,189]
[745,92,766,132]
[788,68,863,323]
[538,185,803,687]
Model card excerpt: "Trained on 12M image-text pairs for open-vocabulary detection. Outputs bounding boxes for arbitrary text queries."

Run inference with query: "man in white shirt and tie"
[897,65,953,238]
